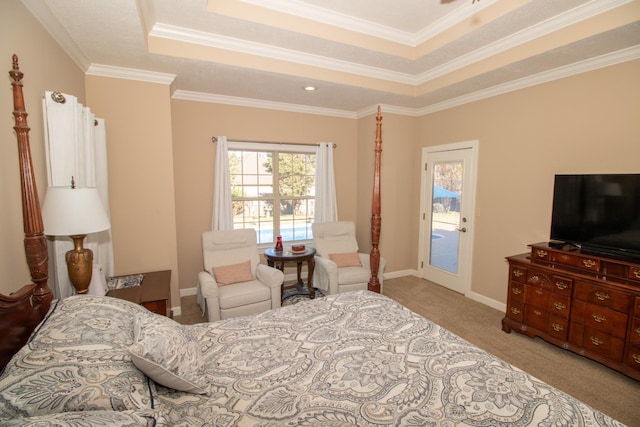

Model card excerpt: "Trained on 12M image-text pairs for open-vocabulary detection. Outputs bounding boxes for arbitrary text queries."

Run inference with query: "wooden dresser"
[503,242,640,381]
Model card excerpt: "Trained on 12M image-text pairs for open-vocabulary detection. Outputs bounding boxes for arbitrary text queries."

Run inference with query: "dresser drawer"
[581,326,624,361]
[525,305,548,331]
[548,294,570,319]
[630,317,640,346]
[634,296,640,315]
[571,300,627,338]
[506,300,524,323]
[510,265,527,283]
[550,252,577,267]
[551,276,572,297]
[509,281,525,303]
[626,344,640,373]
[577,256,600,272]
[573,281,632,313]
[526,284,549,309]
[546,315,569,341]
[532,247,550,261]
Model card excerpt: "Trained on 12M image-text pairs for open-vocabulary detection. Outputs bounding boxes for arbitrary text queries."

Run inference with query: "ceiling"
[22,0,640,118]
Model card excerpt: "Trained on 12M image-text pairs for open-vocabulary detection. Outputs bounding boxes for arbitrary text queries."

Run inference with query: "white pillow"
[129,312,210,395]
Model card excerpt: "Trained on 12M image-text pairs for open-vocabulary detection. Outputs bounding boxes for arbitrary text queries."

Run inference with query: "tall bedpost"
[368,106,382,293]
[10,54,52,311]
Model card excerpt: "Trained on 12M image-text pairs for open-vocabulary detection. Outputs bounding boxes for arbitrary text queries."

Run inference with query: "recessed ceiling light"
[303,86,316,91]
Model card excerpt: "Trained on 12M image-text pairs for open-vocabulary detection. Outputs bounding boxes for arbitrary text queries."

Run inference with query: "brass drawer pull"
[513,270,523,278]
[592,313,606,323]
[590,336,604,346]
[512,287,522,295]
[554,302,566,311]
[582,259,597,268]
[552,323,564,332]
[555,281,568,290]
[560,255,570,262]
[635,328,640,336]
[594,291,610,301]
[633,354,640,364]
[535,289,543,296]
[533,309,542,316]
[510,307,521,315]
[536,250,548,258]
[632,269,640,279]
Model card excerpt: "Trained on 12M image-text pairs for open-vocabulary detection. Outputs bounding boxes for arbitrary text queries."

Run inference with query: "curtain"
[211,136,234,230]
[43,91,113,299]
[314,142,338,223]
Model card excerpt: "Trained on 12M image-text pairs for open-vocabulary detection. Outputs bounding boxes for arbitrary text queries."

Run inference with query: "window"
[229,142,316,245]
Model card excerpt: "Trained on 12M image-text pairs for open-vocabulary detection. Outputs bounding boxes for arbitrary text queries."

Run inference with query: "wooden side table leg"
[307,258,315,299]
[296,262,303,288]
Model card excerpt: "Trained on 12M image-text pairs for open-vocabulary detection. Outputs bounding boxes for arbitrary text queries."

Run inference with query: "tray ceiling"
[22,0,640,117]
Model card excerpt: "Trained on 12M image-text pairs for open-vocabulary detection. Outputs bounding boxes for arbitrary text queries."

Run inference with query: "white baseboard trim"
[180,287,198,297]
[467,290,506,312]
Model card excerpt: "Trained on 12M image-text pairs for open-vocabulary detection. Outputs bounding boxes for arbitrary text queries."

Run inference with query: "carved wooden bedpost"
[10,54,52,311]
[368,106,382,293]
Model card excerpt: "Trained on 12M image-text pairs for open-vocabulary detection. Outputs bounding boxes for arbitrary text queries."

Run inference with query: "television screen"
[550,174,640,259]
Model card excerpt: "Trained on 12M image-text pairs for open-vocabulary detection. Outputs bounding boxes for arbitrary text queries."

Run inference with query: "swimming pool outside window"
[229,144,316,246]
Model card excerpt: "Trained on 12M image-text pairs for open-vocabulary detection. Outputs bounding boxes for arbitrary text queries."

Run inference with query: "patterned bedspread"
[0,291,625,426]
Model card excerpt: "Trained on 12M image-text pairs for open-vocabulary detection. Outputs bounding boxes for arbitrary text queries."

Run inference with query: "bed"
[0,56,625,426]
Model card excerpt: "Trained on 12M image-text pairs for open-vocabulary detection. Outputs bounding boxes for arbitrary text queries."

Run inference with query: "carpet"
[281,288,325,306]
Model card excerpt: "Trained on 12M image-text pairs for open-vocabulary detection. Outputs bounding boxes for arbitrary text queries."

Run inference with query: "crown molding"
[86,64,176,85]
[150,24,417,85]
[239,0,496,47]
[172,46,640,120]
[415,45,640,116]
[172,90,357,119]
[416,0,633,84]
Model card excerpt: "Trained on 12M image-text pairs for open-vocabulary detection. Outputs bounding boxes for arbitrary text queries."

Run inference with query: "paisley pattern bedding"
[0,291,624,426]
[154,291,625,426]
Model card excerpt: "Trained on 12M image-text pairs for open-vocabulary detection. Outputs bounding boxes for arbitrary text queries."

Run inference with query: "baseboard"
[467,290,505,312]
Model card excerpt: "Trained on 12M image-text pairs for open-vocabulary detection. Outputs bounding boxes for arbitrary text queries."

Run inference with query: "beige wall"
[2,1,639,313]
[416,60,640,303]
[0,1,85,295]
[85,75,180,309]
[356,111,419,274]
[171,100,358,290]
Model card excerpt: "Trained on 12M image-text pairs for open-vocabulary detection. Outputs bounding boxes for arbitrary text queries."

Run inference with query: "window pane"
[230,146,316,244]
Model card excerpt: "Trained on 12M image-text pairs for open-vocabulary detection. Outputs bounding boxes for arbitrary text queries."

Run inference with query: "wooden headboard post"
[368,106,382,293]
[1,55,53,370]
[10,54,51,307]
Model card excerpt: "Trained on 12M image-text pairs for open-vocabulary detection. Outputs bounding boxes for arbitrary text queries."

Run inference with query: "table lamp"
[42,185,111,294]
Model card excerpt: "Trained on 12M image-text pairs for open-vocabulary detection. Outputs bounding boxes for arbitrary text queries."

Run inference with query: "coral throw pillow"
[213,260,254,285]
[329,252,362,267]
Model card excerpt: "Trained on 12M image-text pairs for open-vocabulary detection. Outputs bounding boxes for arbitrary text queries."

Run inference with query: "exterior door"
[419,141,477,295]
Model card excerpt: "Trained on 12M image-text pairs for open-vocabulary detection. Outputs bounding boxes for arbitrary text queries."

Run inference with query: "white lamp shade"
[42,187,111,236]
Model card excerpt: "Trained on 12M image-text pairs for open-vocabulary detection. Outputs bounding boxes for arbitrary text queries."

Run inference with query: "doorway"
[419,141,478,295]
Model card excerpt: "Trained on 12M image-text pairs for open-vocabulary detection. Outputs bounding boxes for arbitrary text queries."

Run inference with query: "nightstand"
[107,270,171,317]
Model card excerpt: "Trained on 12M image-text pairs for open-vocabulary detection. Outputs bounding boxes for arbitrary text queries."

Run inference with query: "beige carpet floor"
[174,276,640,426]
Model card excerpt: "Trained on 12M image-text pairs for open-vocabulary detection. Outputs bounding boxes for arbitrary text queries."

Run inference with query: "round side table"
[264,246,316,299]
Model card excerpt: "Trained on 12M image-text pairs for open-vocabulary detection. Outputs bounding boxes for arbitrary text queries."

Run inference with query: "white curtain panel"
[314,142,338,223]
[43,92,113,298]
[211,136,234,230]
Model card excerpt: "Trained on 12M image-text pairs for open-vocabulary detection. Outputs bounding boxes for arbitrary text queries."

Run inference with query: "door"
[419,142,477,295]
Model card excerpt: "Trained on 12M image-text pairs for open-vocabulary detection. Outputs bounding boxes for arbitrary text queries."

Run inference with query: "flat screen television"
[550,174,640,260]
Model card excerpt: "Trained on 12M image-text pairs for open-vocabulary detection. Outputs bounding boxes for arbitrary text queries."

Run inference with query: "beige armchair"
[197,229,283,322]
[312,221,385,295]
